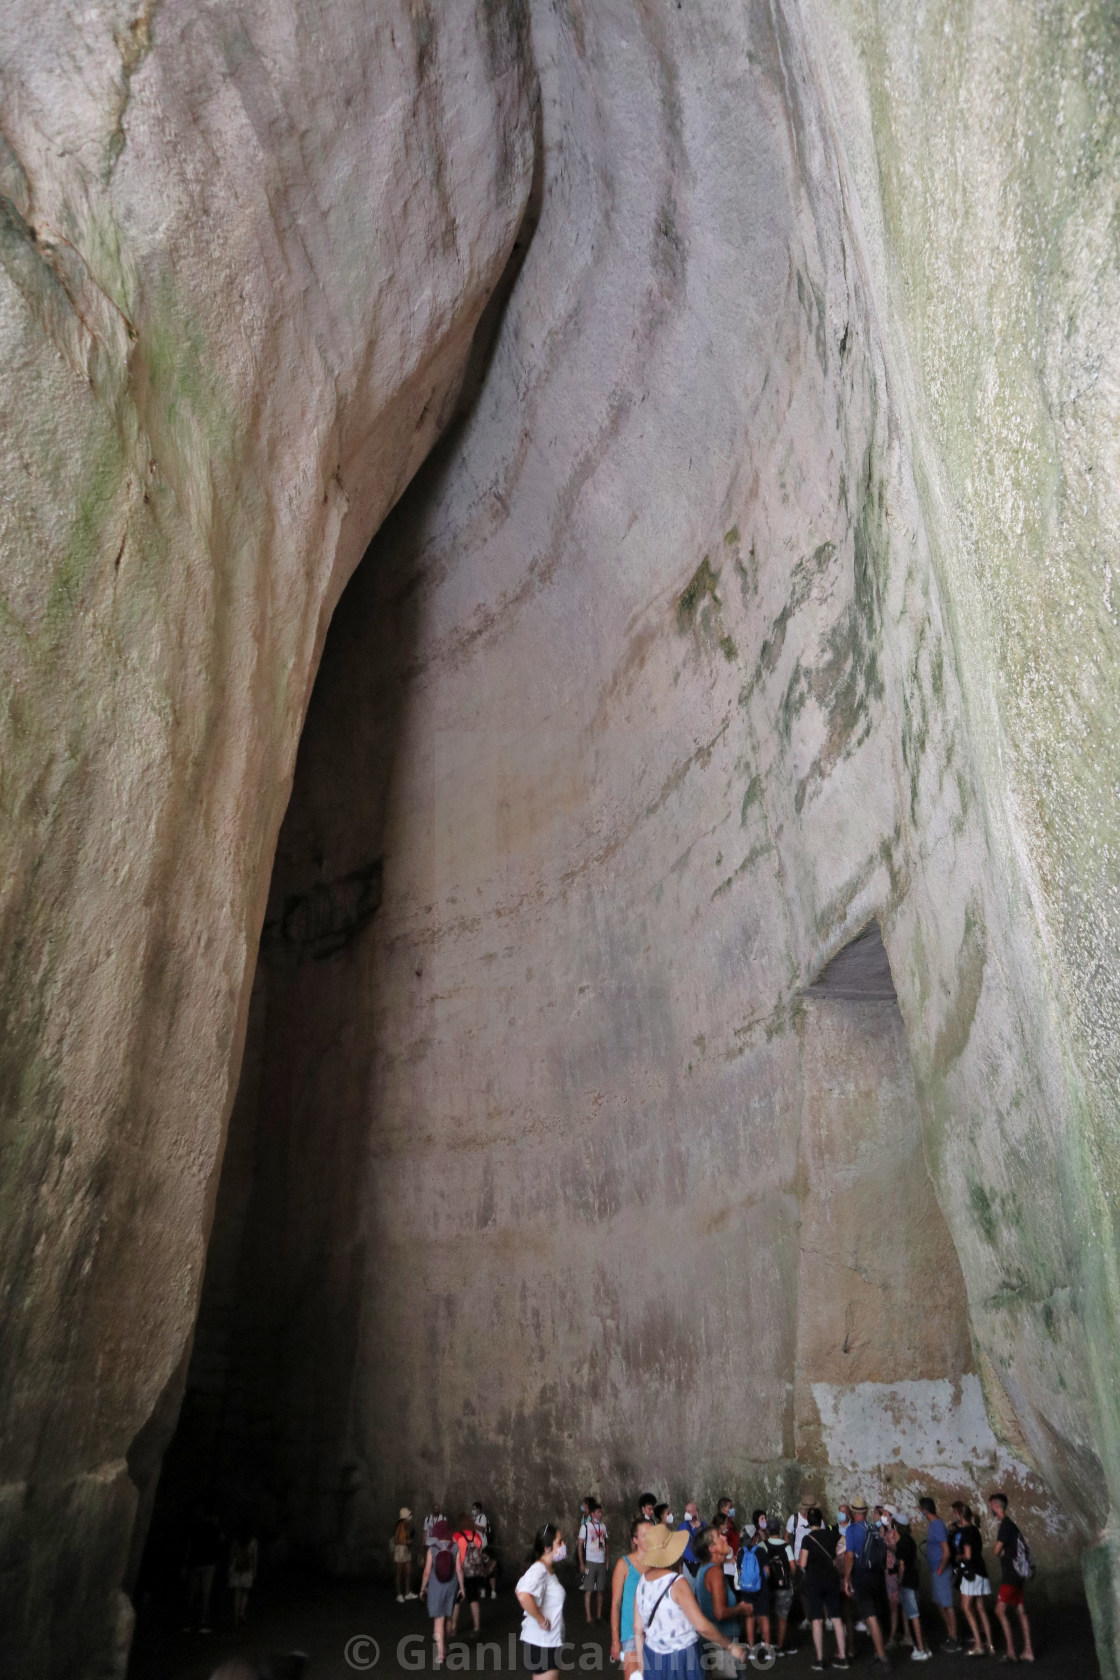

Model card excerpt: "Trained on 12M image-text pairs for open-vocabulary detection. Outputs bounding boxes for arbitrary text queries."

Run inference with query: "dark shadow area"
[802,919,896,1000]
[128,1568,1102,1679]
[129,136,545,1650]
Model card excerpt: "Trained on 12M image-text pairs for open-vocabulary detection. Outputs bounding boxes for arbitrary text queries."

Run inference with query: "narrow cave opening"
[129,155,546,1652]
[131,508,416,1630]
[793,920,979,1485]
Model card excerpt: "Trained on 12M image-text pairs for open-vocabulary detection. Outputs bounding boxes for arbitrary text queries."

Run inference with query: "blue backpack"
[736,1545,762,1593]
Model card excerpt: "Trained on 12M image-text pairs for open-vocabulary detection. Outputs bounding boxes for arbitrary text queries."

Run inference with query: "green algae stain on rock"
[969,1180,999,1245]
[740,774,763,827]
[676,555,720,633]
[45,431,129,635]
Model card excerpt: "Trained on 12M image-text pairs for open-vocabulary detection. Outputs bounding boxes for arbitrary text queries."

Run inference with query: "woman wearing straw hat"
[634,1523,748,1679]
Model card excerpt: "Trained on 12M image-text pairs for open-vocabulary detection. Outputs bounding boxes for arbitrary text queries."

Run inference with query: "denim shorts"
[900,1587,920,1621]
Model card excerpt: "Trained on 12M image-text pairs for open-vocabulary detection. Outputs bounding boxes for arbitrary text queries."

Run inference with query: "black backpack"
[766,1542,792,1592]
[855,1525,887,1578]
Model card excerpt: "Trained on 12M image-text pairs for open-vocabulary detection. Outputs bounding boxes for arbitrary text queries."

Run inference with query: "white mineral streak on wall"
[812,1376,1065,1535]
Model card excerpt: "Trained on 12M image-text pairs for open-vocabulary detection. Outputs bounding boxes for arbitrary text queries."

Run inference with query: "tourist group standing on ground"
[402,1486,1036,1673]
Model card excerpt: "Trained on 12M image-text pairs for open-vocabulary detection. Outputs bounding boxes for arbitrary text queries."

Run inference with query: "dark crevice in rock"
[802,920,897,1002]
[260,860,383,965]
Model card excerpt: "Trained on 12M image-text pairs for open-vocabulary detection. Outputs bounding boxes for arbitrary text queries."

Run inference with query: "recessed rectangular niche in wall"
[802,921,897,1002]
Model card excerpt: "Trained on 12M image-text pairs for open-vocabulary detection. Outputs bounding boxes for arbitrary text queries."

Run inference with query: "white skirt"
[961,1576,991,1597]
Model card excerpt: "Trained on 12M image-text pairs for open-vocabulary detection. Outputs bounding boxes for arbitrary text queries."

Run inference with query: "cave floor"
[128,1573,1101,1680]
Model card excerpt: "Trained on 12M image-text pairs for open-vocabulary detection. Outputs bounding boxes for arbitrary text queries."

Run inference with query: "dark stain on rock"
[933,905,986,1069]
[969,1180,998,1245]
[262,860,383,963]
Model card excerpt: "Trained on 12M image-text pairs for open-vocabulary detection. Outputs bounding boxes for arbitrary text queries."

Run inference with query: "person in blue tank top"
[690,1524,752,1662]
[610,1516,651,1680]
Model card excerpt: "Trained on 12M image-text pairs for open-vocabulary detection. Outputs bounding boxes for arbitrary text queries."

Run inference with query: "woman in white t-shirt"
[635,1524,747,1680]
[516,1524,568,1680]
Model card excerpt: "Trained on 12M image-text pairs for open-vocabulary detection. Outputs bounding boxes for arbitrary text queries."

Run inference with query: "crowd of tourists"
[402,1487,1036,1676]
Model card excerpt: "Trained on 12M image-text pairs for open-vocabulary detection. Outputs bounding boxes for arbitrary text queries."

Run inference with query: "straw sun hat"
[642,1523,690,1569]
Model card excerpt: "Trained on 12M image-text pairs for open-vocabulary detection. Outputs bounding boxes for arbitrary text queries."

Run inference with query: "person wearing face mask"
[738,1517,773,1657]
[676,1501,704,1568]
[517,1525,568,1680]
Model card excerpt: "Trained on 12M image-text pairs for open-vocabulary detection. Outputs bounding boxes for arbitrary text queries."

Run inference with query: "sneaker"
[912,1653,933,1664]
[397,1594,405,1603]
[810,1665,825,1674]
[833,1663,850,1672]
[856,1622,868,1634]
[405,1591,420,1600]
[945,1640,962,1653]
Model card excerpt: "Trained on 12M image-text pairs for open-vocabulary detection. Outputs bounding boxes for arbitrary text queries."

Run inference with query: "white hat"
[894,1512,911,1526]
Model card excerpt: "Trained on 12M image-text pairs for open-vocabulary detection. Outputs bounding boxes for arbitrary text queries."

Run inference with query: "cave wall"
[208,0,1098,1617]
[0,3,534,1673]
[801,0,1120,1640]
[3,0,1119,1673]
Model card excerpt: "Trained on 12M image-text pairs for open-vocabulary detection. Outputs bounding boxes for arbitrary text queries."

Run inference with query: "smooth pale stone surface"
[0,1,534,1672]
[3,0,1120,1676]
[197,0,1094,1632]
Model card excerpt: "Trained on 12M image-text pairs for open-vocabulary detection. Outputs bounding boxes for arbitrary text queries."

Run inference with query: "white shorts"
[961,1577,991,1597]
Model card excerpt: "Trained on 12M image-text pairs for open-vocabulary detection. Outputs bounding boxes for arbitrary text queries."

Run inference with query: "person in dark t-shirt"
[889,1515,929,1659]
[988,1493,1034,1662]
[797,1508,849,1670]
[951,1502,994,1656]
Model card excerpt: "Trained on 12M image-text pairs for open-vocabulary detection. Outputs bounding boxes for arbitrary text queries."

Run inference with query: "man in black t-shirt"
[796,1509,850,1671]
[988,1493,1035,1662]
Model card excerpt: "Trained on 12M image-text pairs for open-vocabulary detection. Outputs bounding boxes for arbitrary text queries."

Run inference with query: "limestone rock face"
[804,0,1120,1646]
[195,0,1112,1638]
[0,2,534,1672]
[4,0,1120,1676]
